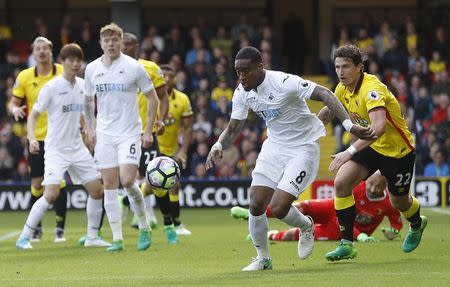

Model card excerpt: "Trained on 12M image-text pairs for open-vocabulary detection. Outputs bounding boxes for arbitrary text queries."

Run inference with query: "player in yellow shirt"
[121,32,179,244]
[158,65,194,235]
[9,36,68,243]
[318,45,426,261]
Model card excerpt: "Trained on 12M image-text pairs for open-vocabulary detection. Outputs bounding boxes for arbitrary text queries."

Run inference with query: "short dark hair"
[59,43,84,61]
[123,32,138,43]
[333,44,363,66]
[235,46,263,64]
[160,64,174,73]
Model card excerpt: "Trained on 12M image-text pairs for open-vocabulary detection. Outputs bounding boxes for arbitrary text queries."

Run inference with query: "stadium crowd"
[0,15,449,182]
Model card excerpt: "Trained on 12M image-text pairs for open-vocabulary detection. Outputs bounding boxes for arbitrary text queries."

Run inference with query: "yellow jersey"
[12,64,64,141]
[157,89,193,156]
[137,59,166,133]
[335,73,415,158]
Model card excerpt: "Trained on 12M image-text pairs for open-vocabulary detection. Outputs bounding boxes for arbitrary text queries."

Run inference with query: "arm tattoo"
[317,106,334,125]
[310,86,350,123]
[83,96,95,130]
[218,119,246,149]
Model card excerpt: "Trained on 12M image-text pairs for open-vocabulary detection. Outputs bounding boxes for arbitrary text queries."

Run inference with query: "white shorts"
[94,132,141,169]
[43,146,101,186]
[251,139,320,197]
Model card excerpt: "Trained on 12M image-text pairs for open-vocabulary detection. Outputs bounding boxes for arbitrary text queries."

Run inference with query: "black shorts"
[138,133,160,177]
[351,147,416,196]
[28,141,45,178]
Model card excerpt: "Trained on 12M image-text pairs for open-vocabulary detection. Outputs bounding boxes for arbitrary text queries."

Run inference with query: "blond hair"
[31,36,53,50]
[100,23,123,39]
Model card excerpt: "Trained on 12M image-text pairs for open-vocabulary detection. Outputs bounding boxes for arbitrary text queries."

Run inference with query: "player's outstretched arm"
[205,118,245,170]
[27,110,41,154]
[310,85,376,141]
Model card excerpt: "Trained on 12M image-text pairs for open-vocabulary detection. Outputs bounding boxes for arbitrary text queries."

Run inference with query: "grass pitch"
[0,208,449,287]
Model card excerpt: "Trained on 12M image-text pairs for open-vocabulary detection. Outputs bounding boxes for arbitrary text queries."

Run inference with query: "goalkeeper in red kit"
[231,171,402,242]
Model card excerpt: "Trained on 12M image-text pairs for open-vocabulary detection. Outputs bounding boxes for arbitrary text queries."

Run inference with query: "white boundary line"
[0,230,20,241]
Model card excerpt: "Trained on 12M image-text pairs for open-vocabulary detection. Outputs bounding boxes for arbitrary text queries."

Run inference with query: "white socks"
[280,205,311,231]
[248,212,270,259]
[21,196,50,238]
[86,196,103,239]
[125,183,148,229]
[104,189,123,241]
[144,194,157,224]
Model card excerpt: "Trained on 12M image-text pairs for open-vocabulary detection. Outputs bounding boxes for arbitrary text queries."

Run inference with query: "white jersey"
[84,53,154,137]
[231,70,326,147]
[33,75,85,152]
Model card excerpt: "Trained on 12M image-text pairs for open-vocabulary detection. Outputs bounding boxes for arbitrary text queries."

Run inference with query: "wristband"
[342,119,354,132]
[212,142,223,151]
[346,145,357,155]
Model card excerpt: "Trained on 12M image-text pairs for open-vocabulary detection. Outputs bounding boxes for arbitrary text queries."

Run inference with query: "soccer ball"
[145,156,180,190]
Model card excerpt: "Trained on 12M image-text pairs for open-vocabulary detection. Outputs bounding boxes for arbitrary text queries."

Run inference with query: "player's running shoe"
[242,257,273,271]
[175,224,192,235]
[54,227,66,243]
[403,215,428,253]
[107,240,124,252]
[16,236,32,249]
[325,240,357,261]
[230,206,249,220]
[30,227,42,242]
[298,215,314,259]
[137,228,152,251]
[84,237,112,247]
[78,230,104,246]
[164,225,179,244]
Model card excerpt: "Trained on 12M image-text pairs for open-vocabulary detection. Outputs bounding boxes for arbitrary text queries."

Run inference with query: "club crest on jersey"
[368,91,379,101]
[268,93,274,101]
[301,81,309,87]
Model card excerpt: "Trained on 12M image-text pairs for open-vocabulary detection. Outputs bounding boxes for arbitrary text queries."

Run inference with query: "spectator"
[431,70,450,96]
[408,48,428,76]
[185,38,212,66]
[431,26,449,62]
[210,26,233,60]
[374,21,393,58]
[424,150,450,176]
[382,37,408,75]
[211,77,232,110]
[193,112,212,137]
[428,51,447,77]
[164,26,185,62]
[11,158,30,182]
[0,145,14,181]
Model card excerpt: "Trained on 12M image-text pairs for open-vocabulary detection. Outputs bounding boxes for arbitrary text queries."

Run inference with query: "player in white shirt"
[205,47,376,271]
[16,43,110,249]
[83,23,159,252]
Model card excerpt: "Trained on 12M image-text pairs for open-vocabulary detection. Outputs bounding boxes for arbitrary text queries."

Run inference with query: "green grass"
[0,208,449,287]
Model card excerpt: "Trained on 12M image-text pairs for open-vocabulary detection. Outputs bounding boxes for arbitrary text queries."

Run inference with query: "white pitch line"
[431,208,450,215]
[0,230,21,241]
